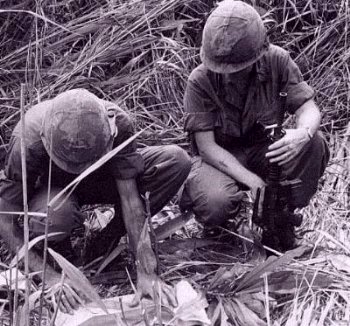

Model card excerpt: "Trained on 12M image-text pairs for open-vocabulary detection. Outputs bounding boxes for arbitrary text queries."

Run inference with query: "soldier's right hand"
[247,175,266,197]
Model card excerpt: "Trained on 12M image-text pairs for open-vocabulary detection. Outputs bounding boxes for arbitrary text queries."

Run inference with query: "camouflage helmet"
[41,89,113,174]
[200,0,268,74]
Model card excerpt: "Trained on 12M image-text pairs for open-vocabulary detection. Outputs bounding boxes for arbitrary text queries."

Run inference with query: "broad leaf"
[173,288,210,325]
[48,248,108,314]
[234,246,308,293]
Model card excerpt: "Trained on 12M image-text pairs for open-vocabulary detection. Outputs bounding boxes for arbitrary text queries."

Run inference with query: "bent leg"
[29,187,84,242]
[180,156,244,225]
[282,131,329,207]
[138,145,191,215]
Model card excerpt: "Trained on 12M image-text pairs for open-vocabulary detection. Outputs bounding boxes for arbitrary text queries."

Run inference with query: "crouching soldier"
[180,0,329,251]
[0,88,191,312]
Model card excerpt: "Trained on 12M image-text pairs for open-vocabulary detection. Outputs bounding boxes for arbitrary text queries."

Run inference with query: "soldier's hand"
[46,275,86,315]
[266,128,309,165]
[246,175,266,217]
[130,270,177,308]
[247,175,266,198]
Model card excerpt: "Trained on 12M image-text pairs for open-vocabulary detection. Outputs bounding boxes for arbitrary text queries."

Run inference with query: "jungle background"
[0,0,349,325]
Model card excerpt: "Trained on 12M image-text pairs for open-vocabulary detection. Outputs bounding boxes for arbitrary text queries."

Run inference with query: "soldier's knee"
[49,199,82,235]
[195,188,243,225]
[164,145,191,173]
[30,197,82,241]
[307,132,329,158]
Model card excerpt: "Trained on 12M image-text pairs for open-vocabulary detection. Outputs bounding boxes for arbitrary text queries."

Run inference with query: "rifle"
[252,92,303,253]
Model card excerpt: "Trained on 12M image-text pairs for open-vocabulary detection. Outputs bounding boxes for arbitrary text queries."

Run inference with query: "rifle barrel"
[278,92,287,126]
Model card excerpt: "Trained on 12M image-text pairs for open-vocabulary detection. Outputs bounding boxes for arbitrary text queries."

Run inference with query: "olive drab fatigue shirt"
[184,44,315,154]
[0,100,144,205]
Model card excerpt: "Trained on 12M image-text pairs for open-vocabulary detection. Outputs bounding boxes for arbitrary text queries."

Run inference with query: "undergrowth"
[0,0,349,325]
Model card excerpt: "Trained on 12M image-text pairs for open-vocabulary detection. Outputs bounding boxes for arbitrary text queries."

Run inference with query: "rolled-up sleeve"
[184,68,218,133]
[282,53,315,114]
[107,110,144,180]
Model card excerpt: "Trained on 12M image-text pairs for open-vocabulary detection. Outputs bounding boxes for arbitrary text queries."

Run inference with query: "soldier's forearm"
[295,99,321,137]
[115,178,146,255]
[201,142,262,188]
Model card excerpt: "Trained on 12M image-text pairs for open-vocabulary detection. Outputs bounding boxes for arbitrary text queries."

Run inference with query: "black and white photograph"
[0,0,348,325]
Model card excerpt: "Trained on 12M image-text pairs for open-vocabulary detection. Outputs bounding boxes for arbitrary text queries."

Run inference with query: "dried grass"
[0,0,349,325]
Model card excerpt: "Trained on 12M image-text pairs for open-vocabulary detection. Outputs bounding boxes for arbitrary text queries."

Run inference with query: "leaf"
[28,290,41,311]
[96,243,128,275]
[0,268,26,290]
[154,211,193,240]
[318,230,350,255]
[48,248,108,314]
[158,239,218,255]
[234,245,308,293]
[267,270,333,295]
[173,293,210,325]
[328,254,350,274]
[237,293,270,319]
[218,300,230,326]
[317,292,335,326]
[89,208,114,231]
[238,270,294,295]
[78,314,126,326]
[208,301,221,326]
[171,280,210,326]
[208,300,230,326]
[208,267,234,291]
[227,299,267,326]
[300,302,315,326]
[10,232,64,267]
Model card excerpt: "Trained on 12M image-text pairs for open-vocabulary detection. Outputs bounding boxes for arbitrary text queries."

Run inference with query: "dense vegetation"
[0,0,349,325]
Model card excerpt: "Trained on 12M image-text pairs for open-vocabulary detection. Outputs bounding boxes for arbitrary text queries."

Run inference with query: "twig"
[20,83,30,326]
[39,113,53,326]
[264,273,271,326]
[13,250,19,326]
[49,272,65,326]
[153,280,162,326]
[119,297,129,326]
[218,226,283,257]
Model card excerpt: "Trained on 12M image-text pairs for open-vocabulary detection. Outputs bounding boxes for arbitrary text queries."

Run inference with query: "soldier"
[0,88,191,313]
[180,0,329,250]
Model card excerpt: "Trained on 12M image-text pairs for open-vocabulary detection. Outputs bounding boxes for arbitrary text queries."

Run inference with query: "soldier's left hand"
[266,128,310,165]
[130,270,177,308]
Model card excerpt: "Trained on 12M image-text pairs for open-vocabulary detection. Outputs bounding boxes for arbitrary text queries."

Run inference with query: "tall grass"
[0,0,349,325]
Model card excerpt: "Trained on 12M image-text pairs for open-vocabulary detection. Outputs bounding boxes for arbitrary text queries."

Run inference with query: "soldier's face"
[225,64,253,80]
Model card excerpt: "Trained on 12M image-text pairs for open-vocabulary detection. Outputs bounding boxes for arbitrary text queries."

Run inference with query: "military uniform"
[181,45,329,224]
[0,94,191,240]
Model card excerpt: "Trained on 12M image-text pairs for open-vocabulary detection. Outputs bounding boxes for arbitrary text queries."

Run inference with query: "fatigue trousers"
[28,145,191,241]
[180,132,330,225]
